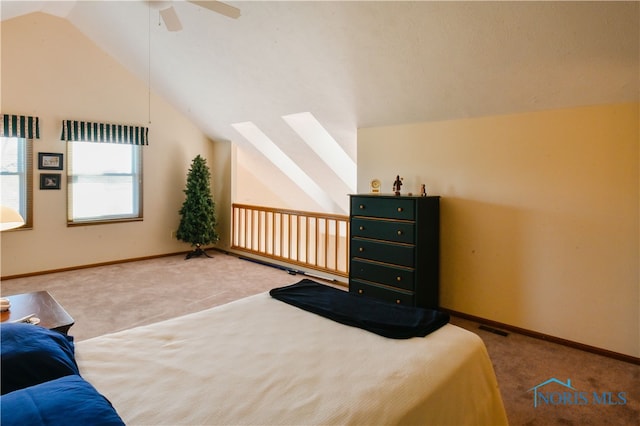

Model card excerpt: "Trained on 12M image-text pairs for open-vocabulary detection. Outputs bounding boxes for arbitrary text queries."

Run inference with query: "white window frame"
[0,137,32,229]
[67,141,143,225]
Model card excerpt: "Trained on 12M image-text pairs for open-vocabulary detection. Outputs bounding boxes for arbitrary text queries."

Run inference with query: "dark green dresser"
[349,194,440,308]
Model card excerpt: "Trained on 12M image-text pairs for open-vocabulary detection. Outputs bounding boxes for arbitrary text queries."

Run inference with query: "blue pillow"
[0,375,124,425]
[1,323,79,395]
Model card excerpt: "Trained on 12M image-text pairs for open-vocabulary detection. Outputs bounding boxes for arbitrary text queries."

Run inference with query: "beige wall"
[232,145,326,212]
[1,13,230,276]
[358,103,639,357]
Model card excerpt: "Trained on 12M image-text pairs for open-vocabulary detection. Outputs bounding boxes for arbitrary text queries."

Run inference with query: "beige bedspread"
[76,292,508,425]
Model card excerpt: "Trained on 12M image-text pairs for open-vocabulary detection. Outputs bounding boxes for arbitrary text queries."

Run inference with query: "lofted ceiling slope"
[2,1,638,213]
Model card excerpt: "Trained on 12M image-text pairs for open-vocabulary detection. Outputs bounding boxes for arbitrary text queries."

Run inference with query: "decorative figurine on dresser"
[349,193,440,309]
[392,175,403,195]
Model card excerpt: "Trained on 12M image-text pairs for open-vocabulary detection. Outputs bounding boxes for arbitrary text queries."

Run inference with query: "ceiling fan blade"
[188,1,241,19]
[160,6,183,31]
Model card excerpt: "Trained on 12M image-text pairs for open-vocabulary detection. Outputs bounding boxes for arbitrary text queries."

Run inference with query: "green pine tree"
[176,155,219,259]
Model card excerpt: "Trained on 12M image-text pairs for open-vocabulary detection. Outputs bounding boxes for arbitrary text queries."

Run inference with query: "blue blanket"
[270,279,449,339]
[1,375,124,426]
[1,324,124,425]
[1,323,78,395]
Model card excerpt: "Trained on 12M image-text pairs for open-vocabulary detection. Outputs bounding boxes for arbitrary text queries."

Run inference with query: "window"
[0,137,32,228]
[61,119,148,224]
[67,141,143,224]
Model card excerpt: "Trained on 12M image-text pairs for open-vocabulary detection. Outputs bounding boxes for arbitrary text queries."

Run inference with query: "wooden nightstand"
[1,291,75,334]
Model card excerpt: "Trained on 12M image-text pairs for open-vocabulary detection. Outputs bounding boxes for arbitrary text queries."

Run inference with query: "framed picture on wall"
[40,173,61,190]
[38,152,63,170]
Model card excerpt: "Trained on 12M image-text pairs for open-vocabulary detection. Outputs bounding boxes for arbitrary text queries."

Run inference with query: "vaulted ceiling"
[2,1,638,213]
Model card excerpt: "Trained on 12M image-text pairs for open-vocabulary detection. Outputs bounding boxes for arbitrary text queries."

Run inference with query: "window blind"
[61,120,148,145]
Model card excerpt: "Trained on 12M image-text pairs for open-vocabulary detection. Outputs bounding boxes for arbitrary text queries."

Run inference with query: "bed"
[71,280,508,425]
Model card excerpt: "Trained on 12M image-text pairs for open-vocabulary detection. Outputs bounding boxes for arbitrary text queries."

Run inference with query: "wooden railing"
[231,203,349,278]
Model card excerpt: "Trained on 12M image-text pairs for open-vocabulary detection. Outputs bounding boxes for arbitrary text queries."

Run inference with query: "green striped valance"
[1,114,40,139]
[61,120,149,146]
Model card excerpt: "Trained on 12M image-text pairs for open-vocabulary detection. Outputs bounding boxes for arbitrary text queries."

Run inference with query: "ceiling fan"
[149,1,241,32]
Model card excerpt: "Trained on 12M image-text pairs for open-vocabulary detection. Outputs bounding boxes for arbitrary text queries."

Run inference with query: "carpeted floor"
[2,251,638,425]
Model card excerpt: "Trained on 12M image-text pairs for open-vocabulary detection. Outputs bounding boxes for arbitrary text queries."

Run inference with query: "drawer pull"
[359,226,365,231]
[396,276,402,282]
[396,299,401,304]
[358,289,363,294]
[397,207,403,212]
[397,230,403,236]
[358,247,364,252]
[359,204,365,209]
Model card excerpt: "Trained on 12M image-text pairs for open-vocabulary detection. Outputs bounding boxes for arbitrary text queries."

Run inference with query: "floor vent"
[479,325,509,337]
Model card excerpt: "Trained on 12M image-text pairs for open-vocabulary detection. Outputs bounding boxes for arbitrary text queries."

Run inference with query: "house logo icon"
[528,378,576,408]
[528,377,628,407]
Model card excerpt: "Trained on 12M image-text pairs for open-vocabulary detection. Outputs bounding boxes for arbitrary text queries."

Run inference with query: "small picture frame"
[40,173,61,190]
[38,152,63,170]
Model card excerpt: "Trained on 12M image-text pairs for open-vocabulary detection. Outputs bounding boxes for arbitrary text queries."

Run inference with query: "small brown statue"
[421,184,427,197]
[393,175,403,196]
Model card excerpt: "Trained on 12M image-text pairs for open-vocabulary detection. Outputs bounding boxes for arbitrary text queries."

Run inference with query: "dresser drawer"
[349,280,414,305]
[351,238,414,267]
[350,258,415,291]
[351,197,415,220]
[351,218,415,244]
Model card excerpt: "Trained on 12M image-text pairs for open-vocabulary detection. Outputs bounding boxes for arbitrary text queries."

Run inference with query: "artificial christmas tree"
[176,155,219,259]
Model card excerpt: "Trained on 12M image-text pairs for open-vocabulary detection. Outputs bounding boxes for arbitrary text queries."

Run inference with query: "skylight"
[231,121,339,212]
[282,112,356,193]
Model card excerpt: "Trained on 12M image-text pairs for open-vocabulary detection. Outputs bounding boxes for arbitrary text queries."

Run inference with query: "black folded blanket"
[269,279,449,339]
